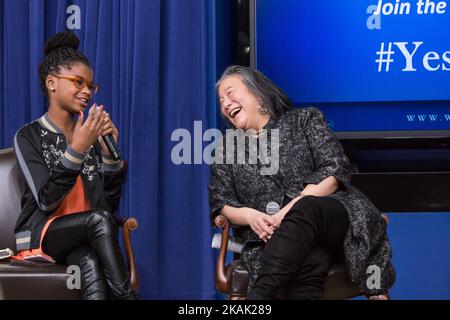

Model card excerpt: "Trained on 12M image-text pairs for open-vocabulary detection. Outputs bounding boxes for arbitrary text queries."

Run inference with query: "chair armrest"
[118,216,139,292]
[214,215,231,293]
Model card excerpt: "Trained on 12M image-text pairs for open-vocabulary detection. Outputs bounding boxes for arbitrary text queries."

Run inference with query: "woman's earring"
[257,104,268,115]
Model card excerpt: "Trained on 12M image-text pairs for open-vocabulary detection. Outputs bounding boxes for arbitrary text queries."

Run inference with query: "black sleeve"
[299,107,352,190]
[101,153,126,214]
[208,162,245,222]
[14,129,83,213]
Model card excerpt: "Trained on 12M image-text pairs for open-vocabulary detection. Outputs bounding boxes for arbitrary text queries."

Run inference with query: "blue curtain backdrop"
[1,0,217,299]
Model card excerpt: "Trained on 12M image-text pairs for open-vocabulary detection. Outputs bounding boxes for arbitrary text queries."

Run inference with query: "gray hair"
[216,65,292,119]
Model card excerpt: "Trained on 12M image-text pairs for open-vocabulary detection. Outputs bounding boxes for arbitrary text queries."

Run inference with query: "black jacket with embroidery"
[208,107,396,296]
[13,113,126,250]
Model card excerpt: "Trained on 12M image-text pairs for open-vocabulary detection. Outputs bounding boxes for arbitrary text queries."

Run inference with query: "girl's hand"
[71,104,106,153]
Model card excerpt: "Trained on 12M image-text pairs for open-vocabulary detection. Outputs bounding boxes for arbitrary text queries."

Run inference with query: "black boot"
[86,211,138,300]
[66,247,110,300]
[247,196,348,299]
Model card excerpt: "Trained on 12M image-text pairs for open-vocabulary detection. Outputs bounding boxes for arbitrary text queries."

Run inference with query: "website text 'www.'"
[406,114,450,122]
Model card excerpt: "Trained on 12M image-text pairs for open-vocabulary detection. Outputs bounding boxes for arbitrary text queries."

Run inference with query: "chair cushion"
[0,261,81,300]
[224,260,360,299]
[323,263,361,299]
[0,148,24,250]
[225,260,249,297]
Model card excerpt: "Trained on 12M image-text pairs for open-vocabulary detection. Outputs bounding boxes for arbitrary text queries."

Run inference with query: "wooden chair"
[214,214,362,300]
[0,147,139,299]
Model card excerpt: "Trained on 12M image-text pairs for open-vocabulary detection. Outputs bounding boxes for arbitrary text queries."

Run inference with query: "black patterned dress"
[208,107,395,295]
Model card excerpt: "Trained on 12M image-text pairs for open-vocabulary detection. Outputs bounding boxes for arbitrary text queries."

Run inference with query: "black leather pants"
[247,196,349,300]
[65,246,110,299]
[42,210,137,300]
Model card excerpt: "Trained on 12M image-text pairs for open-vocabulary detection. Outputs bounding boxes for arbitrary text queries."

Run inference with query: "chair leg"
[229,294,246,300]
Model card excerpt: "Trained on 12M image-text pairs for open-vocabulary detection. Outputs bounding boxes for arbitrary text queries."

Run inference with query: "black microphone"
[94,104,120,160]
[102,135,120,160]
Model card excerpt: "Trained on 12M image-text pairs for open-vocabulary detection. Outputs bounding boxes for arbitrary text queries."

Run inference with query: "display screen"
[254,0,450,132]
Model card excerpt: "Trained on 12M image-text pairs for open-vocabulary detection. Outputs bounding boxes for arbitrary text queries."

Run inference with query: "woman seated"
[209,65,395,299]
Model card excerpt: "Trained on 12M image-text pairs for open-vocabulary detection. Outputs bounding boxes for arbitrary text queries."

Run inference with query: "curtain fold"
[1,0,216,299]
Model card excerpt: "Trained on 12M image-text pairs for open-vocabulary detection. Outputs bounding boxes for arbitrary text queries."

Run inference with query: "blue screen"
[255,0,450,131]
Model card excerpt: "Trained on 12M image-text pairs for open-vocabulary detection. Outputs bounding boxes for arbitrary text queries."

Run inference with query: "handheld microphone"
[102,135,120,160]
[94,104,120,160]
[266,202,280,215]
